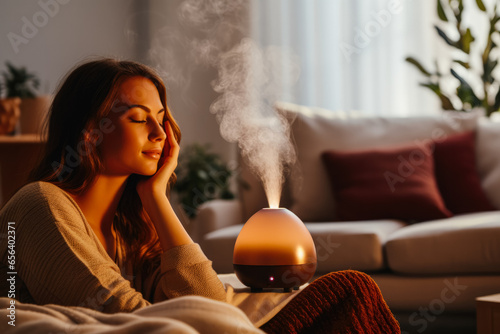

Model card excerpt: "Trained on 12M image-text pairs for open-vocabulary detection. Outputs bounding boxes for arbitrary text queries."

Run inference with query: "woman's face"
[99,76,167,176]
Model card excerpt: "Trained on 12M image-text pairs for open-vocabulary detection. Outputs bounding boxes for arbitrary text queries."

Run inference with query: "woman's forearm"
[140,190,193,251]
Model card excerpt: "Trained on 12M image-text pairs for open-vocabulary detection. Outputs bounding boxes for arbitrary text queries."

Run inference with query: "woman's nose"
[149,120,167,142]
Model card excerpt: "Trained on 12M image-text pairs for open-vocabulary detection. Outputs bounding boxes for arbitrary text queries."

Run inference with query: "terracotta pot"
[0,97,21,135]
[20,95,52,135]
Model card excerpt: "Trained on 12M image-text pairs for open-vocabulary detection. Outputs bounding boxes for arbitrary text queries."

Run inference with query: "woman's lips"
[142,149,162,160]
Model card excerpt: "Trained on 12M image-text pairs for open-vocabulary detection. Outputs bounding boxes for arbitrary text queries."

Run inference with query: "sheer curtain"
[250,0,441,116]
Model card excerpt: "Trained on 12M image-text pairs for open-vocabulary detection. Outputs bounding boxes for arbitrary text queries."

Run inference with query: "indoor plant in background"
[173,143,235,221]
[406,0,500,117]
[1,61,50,135]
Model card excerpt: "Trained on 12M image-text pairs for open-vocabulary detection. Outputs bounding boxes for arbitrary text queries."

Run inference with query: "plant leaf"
[437,0,448,21]
[458,0,464,16]
[494,87,500,111]
[2,61,40,97]
[435,26,460,49]
[462,28,475,54]
[476,0,486,11]
[405,57,432,76]
[420,83,440,94]
[483,58,498,84]
[439,94,455,110]
[492,15,500,30]
[453,60,470,69]
[173,142,235,217]
[420,82,455,110]
[451,69,482,109]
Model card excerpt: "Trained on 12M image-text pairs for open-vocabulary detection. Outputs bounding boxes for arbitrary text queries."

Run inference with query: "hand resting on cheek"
[137,120,179,198]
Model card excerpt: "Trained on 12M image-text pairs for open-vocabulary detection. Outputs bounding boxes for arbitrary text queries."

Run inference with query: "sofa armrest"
[190,199,243,242]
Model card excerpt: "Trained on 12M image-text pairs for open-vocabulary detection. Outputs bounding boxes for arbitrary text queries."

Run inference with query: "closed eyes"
[130,118,164,126]
[126,104,165,126]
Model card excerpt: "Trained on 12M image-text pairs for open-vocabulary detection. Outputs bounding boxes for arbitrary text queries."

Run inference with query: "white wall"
[0,0,237,163]
[0,0,138,94]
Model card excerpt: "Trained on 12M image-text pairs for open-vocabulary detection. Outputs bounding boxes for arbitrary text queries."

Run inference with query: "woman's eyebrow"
[127,104,165,114]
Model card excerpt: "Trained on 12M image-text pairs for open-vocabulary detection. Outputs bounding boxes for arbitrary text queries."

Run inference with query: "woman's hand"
[137,121,180,198]
[136,120,192,249]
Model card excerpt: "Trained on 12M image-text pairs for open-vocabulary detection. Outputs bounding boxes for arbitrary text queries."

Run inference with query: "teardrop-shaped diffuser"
[233,208,317,291]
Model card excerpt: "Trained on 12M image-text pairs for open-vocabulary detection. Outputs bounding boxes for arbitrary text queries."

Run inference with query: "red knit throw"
[260,270,400,334]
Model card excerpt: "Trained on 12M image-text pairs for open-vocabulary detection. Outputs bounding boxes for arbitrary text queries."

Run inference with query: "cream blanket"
[0,274,302,334]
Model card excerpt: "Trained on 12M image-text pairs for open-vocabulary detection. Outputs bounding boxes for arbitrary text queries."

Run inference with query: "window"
[251,0,441,116]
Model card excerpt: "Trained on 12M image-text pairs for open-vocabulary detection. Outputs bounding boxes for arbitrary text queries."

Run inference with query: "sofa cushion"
[433,131,496,214]
[476,119,500,209]
[202,225,244,274]
[321,143,451,222]
[385,211,500,275]
[276,102,480,222]
[372,273,500,313]
[307,220,407,273]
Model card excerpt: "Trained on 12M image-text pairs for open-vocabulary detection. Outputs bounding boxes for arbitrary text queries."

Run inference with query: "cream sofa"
[191,103,500,334]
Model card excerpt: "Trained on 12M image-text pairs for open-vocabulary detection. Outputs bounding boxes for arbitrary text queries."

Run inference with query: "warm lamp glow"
[296,246,305,263]
[233,208,317,291]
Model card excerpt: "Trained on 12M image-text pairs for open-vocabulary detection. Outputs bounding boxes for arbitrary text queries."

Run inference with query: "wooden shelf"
[0,134,46,144]
[0,136,46,207]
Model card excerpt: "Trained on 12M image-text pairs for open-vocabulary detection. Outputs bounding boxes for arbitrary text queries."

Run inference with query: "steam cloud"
[211,38,299,207]
[152,0,300,208]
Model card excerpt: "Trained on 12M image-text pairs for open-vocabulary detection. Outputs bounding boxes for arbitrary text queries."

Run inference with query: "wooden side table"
[477,293,500,334]
[0,134,45,207]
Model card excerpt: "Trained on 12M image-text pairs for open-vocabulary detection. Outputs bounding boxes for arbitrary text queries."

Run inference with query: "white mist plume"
[153,0,300,208]
[211,38,300,207]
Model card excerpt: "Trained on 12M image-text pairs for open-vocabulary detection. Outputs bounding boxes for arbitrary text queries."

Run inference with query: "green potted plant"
[173,143,235,218]
[1,61,50,135]
[406,0,500,117]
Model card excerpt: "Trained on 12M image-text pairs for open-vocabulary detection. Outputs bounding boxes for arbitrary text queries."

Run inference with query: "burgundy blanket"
[260,270,400,334]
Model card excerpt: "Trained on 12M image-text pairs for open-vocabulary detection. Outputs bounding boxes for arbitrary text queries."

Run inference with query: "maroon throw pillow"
[433,131,496,214]
[321,144,452,222]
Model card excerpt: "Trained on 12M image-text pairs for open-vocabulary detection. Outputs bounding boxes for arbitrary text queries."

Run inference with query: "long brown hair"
[29,58,181,274]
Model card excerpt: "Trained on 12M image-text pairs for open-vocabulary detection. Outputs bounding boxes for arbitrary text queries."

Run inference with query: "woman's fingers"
[137,118,179,197]
[160,121,179,172]
[149,120,178,187]
[164,120,179,161]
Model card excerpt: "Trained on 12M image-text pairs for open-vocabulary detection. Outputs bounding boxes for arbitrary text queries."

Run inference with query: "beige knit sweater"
[0,181,226,313]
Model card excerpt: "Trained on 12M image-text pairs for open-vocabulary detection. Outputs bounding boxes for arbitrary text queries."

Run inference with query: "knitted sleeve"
[0,182,226,314]
[133,243,227,303]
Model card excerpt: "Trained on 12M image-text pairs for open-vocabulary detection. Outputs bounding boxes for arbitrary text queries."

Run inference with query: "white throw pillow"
[476,118,500,209]
[276,102,480,222]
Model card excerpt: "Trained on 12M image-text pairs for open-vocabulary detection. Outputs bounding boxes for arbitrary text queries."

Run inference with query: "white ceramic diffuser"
[233,208,317,292]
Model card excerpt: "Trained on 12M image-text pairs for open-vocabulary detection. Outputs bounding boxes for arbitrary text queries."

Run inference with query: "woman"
[0,58,399,333]
[0,58,226,313]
